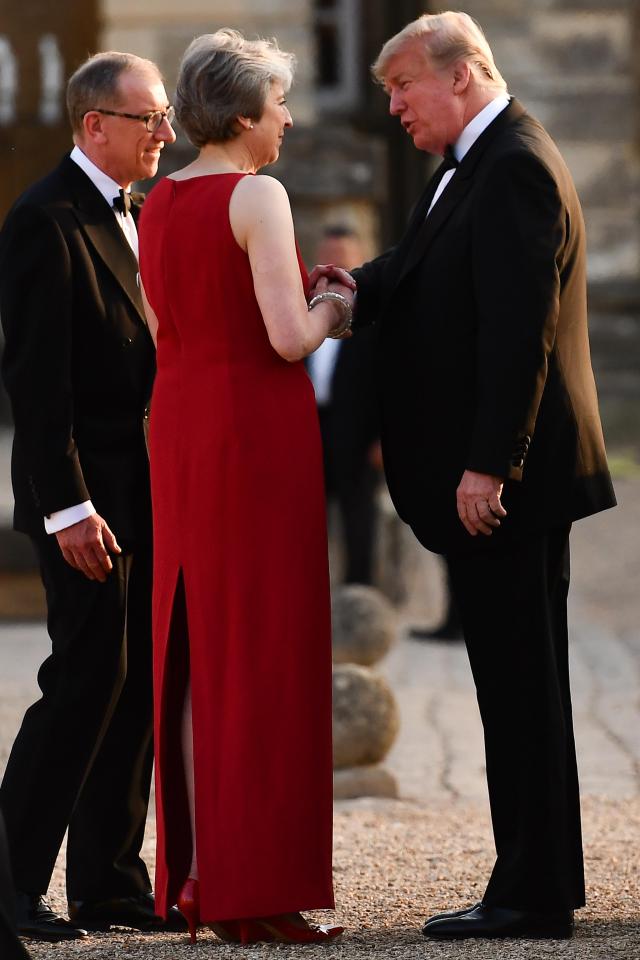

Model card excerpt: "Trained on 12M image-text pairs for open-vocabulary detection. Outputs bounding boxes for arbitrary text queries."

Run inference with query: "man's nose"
[155,117,177,143]
[389,91,404,116]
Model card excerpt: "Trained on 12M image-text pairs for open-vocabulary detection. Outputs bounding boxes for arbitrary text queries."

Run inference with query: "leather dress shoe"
[426,901,481,924]
[15,892,88,942]
[422,903,574,939]
[68,892,187,932]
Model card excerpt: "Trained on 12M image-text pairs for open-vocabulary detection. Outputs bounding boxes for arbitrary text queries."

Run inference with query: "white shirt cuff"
[44,500,96,534]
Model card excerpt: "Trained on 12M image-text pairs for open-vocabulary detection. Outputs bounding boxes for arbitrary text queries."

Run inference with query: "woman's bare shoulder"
[232,173,290,211]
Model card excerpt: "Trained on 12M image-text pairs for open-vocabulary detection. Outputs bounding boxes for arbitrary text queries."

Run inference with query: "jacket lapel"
[393,98,527,291]
[60,156,146,324]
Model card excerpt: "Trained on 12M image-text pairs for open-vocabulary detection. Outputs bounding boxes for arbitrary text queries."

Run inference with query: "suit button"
[121,337,133,347]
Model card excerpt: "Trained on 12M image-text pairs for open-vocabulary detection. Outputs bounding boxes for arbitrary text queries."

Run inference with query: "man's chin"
[140,156,161,179]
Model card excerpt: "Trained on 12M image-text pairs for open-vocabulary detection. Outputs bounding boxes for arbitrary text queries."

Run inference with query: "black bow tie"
[113,189,132,215]
[442,145,459,171]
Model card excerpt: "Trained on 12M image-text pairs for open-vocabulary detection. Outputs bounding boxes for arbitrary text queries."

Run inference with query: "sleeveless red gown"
[138,174,334,921]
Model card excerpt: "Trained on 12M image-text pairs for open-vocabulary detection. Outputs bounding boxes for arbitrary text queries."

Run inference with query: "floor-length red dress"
[138,173,335,922]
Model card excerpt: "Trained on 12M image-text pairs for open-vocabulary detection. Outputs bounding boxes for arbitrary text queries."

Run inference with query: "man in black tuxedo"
[0,814,31,959]
[308,227,381,585]
[335,11,616,940]
[0,51,182,941]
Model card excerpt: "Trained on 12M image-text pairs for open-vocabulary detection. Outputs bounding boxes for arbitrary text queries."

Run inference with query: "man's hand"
[308,263,357,296]
[456,470,507,537]
[55,514,122,581]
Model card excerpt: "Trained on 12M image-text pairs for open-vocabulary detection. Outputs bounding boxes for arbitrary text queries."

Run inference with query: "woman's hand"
[309,263,356,295]
[312,275,355,303]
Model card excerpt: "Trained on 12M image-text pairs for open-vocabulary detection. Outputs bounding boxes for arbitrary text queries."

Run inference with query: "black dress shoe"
[68,892,187,932]
[426,901,481,924]
[15,892,88,942]
[422,903,574,939]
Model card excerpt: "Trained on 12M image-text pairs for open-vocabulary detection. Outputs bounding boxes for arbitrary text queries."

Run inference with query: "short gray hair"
[372,11,507,93]
[175,29,296,147]
[67,51,162,133]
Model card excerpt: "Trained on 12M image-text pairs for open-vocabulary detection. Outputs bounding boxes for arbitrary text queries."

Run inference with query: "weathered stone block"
[584,211,640,281]
[523,90,635,141]
[331,584,396,666]
[333,764,398,800]
[333,664,399,768]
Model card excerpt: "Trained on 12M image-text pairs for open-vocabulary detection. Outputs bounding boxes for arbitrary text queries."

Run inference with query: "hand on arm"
[456,469,507,537]
[55,513,121,581]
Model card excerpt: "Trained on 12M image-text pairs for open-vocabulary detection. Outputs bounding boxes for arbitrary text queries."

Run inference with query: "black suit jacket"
[0,155,155,546]
[354,99,615,555]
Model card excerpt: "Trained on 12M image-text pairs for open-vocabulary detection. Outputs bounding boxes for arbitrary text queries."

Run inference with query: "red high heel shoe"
[177,879,245,944]
[255,912,344,943]
[237,919,276,945]
[177,878,200,944]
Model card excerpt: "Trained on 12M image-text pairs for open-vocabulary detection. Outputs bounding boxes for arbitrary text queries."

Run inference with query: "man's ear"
[452,60,471,95]
[81,111,108,145]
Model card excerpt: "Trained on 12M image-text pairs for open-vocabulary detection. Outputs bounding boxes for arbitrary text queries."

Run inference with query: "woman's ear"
[236,116,255,132]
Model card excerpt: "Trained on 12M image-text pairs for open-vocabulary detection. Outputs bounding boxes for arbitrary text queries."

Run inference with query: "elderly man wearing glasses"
[0,51,184,941]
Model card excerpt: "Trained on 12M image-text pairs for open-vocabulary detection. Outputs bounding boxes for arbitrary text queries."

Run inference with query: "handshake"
[308,263,357,340]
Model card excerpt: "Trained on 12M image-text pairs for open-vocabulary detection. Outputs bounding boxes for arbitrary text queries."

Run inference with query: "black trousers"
[0,535,153,900]
[318,406,378,586]
[0,813,30,960]
[447,524,585,912]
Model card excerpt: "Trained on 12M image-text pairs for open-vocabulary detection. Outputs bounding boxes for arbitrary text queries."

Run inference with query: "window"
[313,0,360,111]
[0,37,17,125]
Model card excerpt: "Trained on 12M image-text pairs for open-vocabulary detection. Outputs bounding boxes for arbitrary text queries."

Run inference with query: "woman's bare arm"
[229,175,352,361]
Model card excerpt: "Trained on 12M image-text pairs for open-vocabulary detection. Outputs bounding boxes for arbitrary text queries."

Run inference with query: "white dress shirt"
[45,147,138,534]
[427,93,511,216]
[307,339,342,406]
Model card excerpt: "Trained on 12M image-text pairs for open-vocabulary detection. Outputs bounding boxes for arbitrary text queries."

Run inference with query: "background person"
[0,51,183,940]
[307,225,381,586]
[139,29,351,945]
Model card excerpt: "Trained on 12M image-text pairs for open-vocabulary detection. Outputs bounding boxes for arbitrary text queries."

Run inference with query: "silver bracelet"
[308,291,353,338]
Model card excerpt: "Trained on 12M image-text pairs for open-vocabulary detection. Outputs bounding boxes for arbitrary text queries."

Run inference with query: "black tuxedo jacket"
[0,154,155,546]
[353,99,615,555]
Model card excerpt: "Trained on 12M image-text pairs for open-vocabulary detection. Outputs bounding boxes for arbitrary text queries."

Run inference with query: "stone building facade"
[1,1,639,434]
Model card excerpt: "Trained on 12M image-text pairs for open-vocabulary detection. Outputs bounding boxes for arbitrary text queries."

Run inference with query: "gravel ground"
[7,476,640,959]
[24,797,640,959]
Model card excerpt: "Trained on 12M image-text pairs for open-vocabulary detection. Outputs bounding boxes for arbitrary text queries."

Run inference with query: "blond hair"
[372,11,507,93]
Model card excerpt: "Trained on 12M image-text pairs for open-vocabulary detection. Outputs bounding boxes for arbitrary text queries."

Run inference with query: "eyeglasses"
[88,105,176,133]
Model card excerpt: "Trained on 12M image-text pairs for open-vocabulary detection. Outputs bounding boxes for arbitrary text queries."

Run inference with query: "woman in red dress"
[138,29,353,945]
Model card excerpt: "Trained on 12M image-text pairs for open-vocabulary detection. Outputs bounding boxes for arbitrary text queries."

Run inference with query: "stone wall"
[462,1,640,295]
[101,0,317,124]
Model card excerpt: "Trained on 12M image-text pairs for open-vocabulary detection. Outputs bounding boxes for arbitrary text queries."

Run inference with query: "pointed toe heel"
[260,912,344,943]
[177,878,200,944]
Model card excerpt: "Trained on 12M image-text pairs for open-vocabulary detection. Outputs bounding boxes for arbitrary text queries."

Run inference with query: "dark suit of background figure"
[0,815,31,960]
[309,327,380,584]
[0,154,155,902]
[308,227,381,586]
[354,99,616,911]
